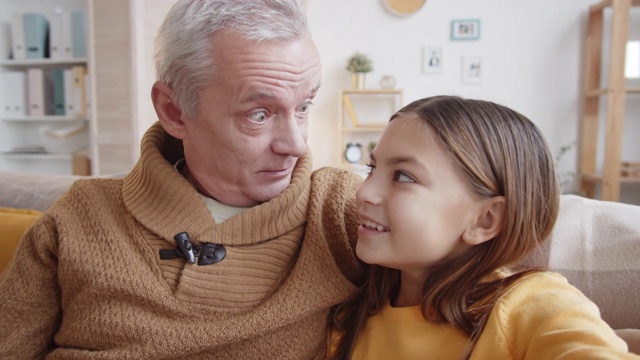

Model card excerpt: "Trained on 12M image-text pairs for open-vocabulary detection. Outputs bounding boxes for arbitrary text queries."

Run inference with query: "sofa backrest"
[530,195,640,329]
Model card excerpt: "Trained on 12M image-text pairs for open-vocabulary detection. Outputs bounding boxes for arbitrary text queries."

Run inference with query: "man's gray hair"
[154,0,309,119]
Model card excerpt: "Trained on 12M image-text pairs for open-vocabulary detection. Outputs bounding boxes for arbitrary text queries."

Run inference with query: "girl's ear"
[462,196,506,246]
[151,81,187,139]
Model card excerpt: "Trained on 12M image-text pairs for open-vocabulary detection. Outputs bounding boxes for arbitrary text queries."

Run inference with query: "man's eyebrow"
[309,83,321,96]
[245,92,276,103]
[244,84,320,103]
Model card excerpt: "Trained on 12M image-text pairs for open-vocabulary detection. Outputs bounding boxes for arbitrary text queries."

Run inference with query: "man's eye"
[394,172,414,183]
[248,110,268,123]
[298,101,313,114]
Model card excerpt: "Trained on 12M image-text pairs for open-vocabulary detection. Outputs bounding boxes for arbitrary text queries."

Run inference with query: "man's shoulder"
[53,177,124,210]
[311,166,363,185]
[307,167,361,209]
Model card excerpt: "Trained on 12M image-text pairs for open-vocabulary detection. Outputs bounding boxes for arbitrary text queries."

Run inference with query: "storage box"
[39,122,88,154]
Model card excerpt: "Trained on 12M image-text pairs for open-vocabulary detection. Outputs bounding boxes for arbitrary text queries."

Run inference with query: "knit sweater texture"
[0,123,363,359]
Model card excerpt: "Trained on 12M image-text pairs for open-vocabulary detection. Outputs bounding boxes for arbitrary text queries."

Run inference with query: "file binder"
[71,65,86,117]
[10,13,26,60]
[342,95,359,126]
[52,68,66,115]
[2,71,27,117]
[71,10,87,58]
[84,75,91,113]
[49,11,72,59]
[27,68,54,116]
[23,12,50,59]
[63,69,75,115]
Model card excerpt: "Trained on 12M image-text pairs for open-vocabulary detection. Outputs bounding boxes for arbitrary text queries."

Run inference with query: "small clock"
[345,143,363,164]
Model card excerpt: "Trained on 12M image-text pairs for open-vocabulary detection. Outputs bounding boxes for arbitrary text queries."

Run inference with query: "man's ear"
[462,196,505,246]
[151,81,186,139]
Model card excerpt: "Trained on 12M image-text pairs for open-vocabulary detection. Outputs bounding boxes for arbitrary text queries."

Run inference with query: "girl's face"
[355,115,489,283]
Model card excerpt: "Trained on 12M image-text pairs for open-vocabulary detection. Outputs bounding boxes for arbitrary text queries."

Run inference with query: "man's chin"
[254,177,292,203]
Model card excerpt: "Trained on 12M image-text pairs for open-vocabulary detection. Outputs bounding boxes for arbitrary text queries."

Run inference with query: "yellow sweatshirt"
[334,272,638,359]
[0,123,363,359]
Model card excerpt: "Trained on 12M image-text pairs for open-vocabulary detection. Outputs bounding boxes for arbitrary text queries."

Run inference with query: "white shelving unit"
[337,89,403,177]
[0,0,94,175]
[0,0,142,176]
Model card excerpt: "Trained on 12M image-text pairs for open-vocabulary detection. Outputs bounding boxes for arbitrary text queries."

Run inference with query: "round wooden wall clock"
[383,0,426,16]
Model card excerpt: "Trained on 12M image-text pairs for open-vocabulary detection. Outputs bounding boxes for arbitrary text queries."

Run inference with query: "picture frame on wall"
[451,19,480,40]
[422,45,444,74]
[461,55,483,84]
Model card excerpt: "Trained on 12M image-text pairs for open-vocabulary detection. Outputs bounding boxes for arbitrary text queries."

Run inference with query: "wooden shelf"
[337,89,403,174]
[585,87,640,97]
[582,173,640,184]
[590,0,640,12]
[579,0,638,201]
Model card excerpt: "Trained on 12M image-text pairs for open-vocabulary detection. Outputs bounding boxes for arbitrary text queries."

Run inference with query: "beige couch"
[0,170,639,354]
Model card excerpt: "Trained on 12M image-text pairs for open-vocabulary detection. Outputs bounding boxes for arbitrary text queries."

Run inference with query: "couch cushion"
[546,195,640,330]
[0,207,41,273]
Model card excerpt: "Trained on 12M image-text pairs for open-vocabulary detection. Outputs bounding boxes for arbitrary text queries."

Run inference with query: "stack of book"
[2,65,88,118]
[10,10,87,61]
[621,161,640,178]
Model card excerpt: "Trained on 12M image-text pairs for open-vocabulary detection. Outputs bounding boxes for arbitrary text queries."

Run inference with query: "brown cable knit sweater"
[0,123,363,359]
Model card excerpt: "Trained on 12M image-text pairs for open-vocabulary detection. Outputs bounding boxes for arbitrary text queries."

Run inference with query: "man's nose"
[272,114,307,157]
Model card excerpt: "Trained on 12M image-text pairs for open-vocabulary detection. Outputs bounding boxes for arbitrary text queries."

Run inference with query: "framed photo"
[451,19,480,41]
[461,55,483,84]
[422,45,444,74]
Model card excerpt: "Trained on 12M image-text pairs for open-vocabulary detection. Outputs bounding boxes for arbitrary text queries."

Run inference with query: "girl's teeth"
[363,221,388,232]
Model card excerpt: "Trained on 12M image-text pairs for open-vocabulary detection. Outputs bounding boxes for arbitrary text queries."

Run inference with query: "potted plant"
[346,52,373,89]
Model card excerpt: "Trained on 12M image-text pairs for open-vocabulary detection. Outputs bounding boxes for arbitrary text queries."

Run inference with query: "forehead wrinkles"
[235,57,321,84]
[233,67,320,106]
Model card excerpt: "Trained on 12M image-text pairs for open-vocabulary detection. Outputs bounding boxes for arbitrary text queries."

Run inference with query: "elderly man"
[0,1,362,358]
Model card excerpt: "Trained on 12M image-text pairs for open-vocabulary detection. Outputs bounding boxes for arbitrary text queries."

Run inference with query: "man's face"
[182,30,321,207]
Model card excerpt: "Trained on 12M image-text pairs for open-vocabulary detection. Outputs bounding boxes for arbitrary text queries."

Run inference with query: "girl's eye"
[393,172,414,183]
[248,110,268,123]
[364,163,376,178]
[298,101,313,114]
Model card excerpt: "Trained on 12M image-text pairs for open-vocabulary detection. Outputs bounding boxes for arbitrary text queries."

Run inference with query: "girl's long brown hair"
[329,96,560,359]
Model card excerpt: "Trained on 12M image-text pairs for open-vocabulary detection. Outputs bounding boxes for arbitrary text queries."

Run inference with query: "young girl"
[329,96,637,359]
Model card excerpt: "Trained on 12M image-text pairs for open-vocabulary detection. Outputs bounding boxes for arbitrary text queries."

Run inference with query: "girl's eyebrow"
[371,152,430,172]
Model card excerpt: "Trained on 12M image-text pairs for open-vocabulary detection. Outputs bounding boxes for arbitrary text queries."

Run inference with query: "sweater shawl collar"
[122,123,311,246]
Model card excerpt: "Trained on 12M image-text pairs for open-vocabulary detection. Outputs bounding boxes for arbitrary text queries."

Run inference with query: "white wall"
[133,0,177,158]
[307,0,592,174]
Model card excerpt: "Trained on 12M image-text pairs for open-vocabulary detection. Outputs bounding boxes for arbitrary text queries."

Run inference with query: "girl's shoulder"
[478,272,630,358]
[495,271,586,312]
